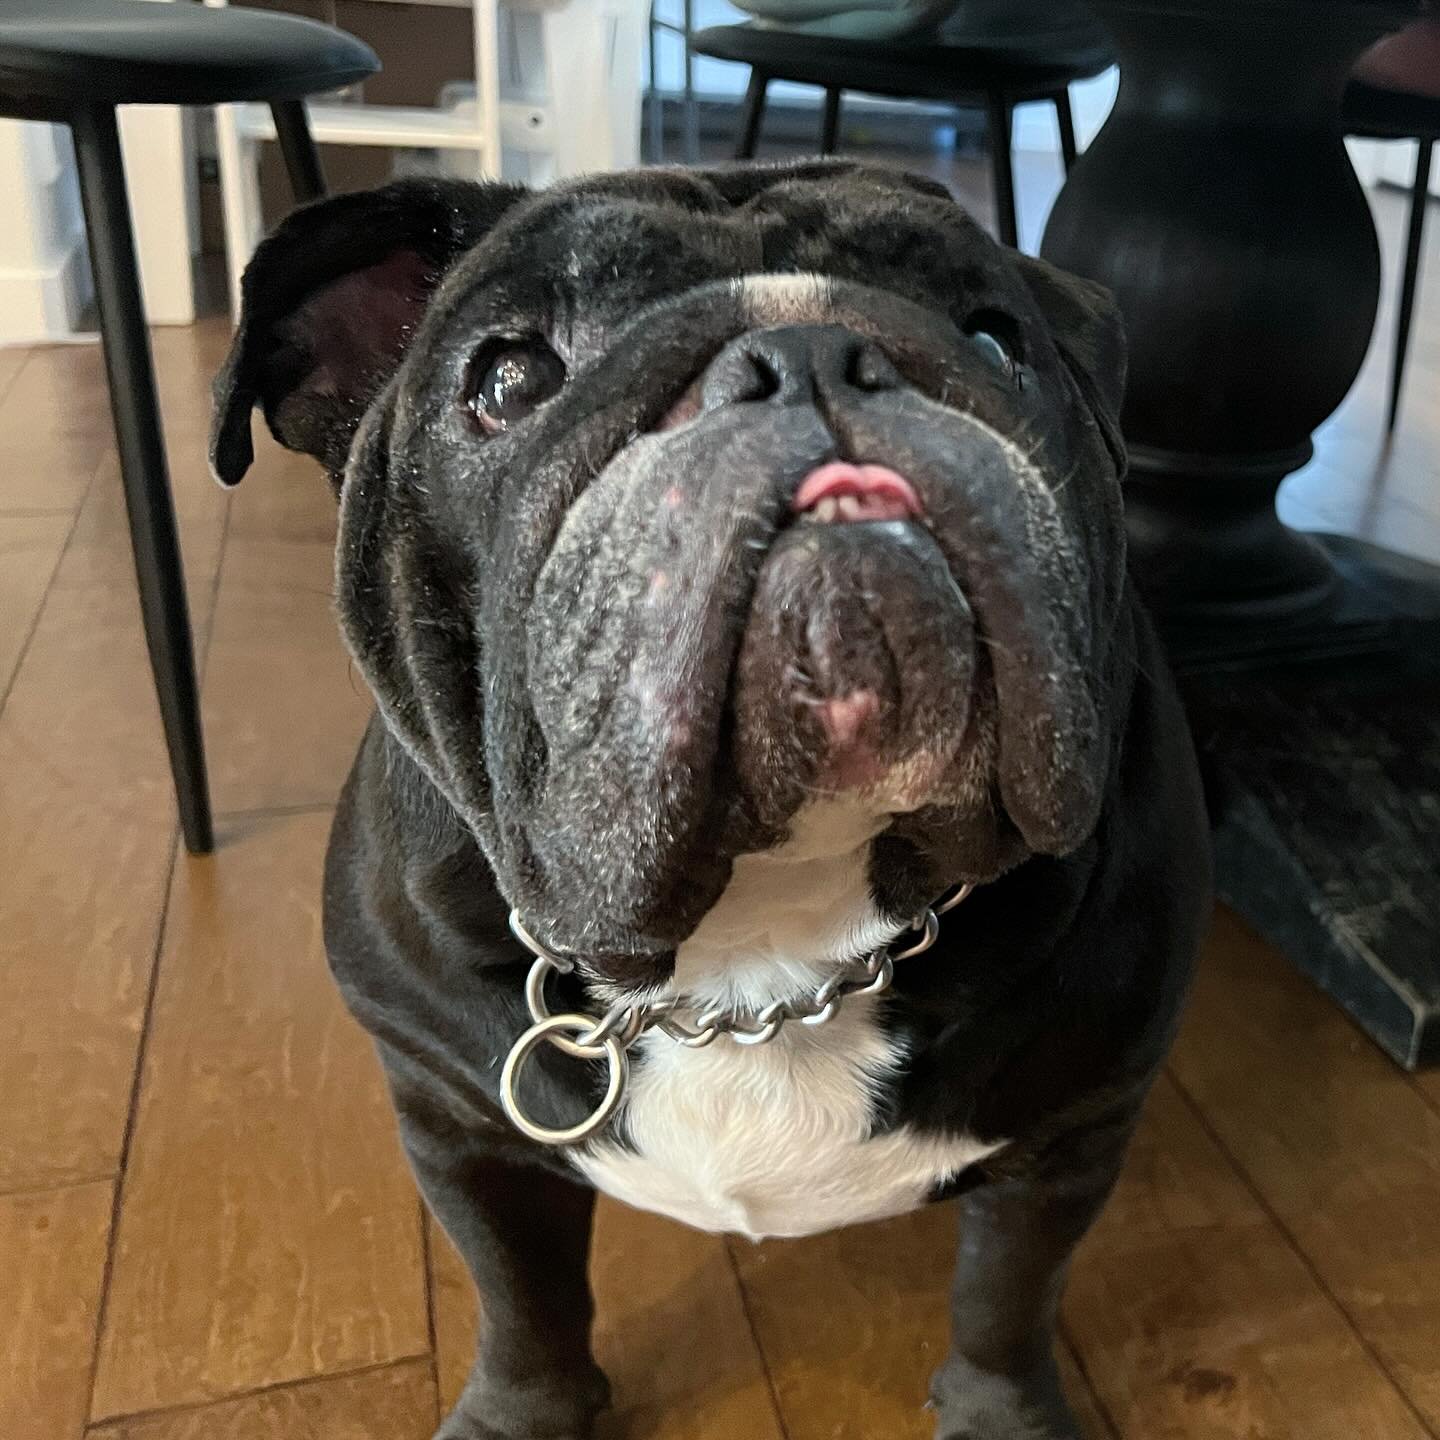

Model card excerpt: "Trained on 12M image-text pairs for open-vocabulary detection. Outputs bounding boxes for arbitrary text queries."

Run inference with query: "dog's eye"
[963,310,1024,387]
[466,337,566,433]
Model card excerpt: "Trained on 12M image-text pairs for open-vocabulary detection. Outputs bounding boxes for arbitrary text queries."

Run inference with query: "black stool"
[691,0,1112,248]
[0,0,378,854]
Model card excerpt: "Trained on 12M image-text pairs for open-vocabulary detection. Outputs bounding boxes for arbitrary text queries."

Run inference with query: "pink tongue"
[793,462,923,521]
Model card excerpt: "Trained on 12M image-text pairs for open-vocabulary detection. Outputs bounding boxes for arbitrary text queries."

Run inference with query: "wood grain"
[88,1358,437,1440]
[200,430,369,815]
[0,344,27,408]
[224,431,342,549]
[1066,1071,1431,1440]
[0,1181,113,1440]
[0,343,114,512]
[0,512,71,695]
[429,1214,476,1417]
[1059,1342,1119,1440]
[203,537,370,816]
[726,1200,1113,1440]
[49,319,234,628]
[431,1199,787,1440]
[727,1204,954,1440]
[90,811,428,1420]
[0,585,180,1191]
[1168,908,1440,1431]
[53,452,228,634]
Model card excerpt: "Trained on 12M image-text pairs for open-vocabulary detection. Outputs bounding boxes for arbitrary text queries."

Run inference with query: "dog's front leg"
[399,1098,609,1440]
[932,1133,1128,1440]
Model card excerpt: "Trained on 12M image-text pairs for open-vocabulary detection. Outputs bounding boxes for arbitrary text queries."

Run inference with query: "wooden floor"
[2,146,1438,1440]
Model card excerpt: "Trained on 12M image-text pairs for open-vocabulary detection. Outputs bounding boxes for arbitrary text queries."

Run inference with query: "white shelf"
[235,99,559,157]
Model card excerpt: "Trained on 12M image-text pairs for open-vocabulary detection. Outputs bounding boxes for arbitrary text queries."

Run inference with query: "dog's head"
[214,162,1129,978]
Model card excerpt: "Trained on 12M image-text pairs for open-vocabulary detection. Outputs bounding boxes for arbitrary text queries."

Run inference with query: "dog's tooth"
[815,496,839,523]
[838,494,863,522]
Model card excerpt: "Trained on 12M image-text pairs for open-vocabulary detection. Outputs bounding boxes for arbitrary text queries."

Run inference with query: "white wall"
[1013,66,1117,153]
[0,109,197,347]
[1352,135,1440,198]
[0,121,92,345]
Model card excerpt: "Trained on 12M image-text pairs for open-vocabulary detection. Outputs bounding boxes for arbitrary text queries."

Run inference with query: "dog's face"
[214,162,1130,978]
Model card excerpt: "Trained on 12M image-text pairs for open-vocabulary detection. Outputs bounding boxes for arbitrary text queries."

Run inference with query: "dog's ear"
[211,177,526,487]
[1013,253,1128,472]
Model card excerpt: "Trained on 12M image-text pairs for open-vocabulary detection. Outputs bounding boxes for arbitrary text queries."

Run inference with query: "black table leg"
[1054,89,1077,173]
[985,92,1017,248]
[820,87,842,155]
[736,71,769,159]
[271,98,326,204]
[682,0,700,163]
[1388,135,1433,433]
[1041,0,1429,647]
[70,105,213,855]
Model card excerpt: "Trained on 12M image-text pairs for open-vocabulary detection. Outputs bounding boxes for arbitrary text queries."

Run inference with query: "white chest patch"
[573,802,1005,1241]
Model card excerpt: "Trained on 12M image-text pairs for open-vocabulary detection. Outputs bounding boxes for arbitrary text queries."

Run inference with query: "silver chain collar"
[499,881,975,1146]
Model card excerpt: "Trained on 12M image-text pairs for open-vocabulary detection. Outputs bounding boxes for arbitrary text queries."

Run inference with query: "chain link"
[500,882,974,1146]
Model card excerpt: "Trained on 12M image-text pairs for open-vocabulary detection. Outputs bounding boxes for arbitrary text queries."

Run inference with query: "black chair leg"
[820,87,842,155]
[1055,87,1078,172]
[69,105,213,855]
[682,0,699,163]
[271,98,326,204]
[1389,135,1433,433]
[737,70,769,159]
[647,1,663,162]
[986,92,1018,249]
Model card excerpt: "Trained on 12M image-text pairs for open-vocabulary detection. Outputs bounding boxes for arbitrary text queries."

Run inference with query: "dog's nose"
[699,325,901,410]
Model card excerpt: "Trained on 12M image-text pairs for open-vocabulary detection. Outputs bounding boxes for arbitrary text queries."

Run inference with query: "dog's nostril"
[701,327,898,411]
[848,343,900,393]
[746,353,782,402]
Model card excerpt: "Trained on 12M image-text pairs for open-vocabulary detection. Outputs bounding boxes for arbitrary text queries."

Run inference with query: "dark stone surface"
[1186,631,1440,1070]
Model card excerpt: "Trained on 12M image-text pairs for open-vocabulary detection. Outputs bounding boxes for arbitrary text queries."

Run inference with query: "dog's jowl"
[214,161,1211,1440]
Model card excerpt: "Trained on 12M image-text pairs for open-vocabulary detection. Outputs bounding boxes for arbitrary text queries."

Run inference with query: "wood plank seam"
[722,1235,796,1440]
[1403,1074,1440,1122]
[0,447,108,716]
[81,1353,436,1434]
[82,833,183,1433]
[1163,1065,1440,1440]
[82,488,235,1430]
[0,348,29,411]
[420,1195,444,1421]
[213,800,341,823]
[1057,1328,1121,1440]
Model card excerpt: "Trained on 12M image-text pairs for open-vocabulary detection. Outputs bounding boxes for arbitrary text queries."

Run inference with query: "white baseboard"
[0,234,92,345]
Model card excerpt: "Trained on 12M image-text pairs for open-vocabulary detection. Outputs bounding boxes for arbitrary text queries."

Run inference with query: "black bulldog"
[213,160,1211,1440]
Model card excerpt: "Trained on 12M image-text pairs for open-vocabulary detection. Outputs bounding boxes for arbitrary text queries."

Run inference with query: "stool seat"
[692,13,1112,106]
[0,0,377,112]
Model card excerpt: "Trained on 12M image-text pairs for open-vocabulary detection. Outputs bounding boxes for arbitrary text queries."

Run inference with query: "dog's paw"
[433,1362,610,1440]
[433,1423,591,1440]
[929,1356,1083,1440]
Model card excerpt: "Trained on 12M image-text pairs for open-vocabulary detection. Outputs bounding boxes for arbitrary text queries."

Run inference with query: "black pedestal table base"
[1037,0,1435,1066]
